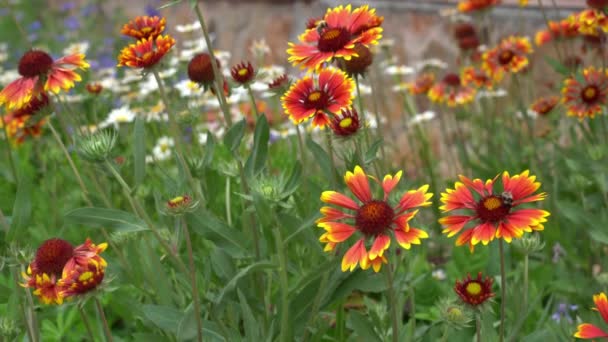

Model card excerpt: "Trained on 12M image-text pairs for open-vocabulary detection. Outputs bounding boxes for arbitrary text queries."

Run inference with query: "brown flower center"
[355,200,395,236]
[34,238,74,277]
[443,73,461,87]
[476,195,511,222]
[18,50,54,78]
[498,49,515,65]
[582,85,600,103]
[318,27,351,53]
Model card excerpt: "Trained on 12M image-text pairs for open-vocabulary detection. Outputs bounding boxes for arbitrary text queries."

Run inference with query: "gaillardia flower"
[187,53,220,87]
[230,61,255,85]
[3,115,46,145]
[406,73,435,95]
[22,238,107,304]
[574,292,608,339]
[439,170,549,251]
[461,66,493,89]
[318,166,432,272]
[117,35,175,69]
[0,50,89,109]
[330,107,360,137]
[454,272,494,306]
[562,66,608,120]
[531,96,559,116]
[458,0,501,13]
[482,36,532,82]
[281,68,354,127]
[569,9,608,36]
[287,4,383,71]
[534,20,580,46]
[121,16,166,40]
[428,73,476,107]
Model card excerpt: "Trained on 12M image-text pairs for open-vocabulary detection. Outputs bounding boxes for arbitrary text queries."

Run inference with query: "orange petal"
[394,228,428,249]
[368,234,390,260]
[344,166,372,203]
[574,323,608,339]
[320,191,359,210]
[341,239,367,272]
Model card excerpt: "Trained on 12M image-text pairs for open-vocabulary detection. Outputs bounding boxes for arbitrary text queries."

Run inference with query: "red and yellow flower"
[461,66,493,89]
[330,107,360,137]
[483,36,532,82]
[281,68,354,128]
[531,96,559,116]
[406,73,435,95]
[318,166,432,272]
[287,4,383,71]
[534,20,580,46]
[562,66,608,120]
[569,9,608,36]
[230,61,256,85]
[574,292,608,339]
[439,170,549,251]
[454,272,495,306]
[121,16,166,40]
[2,114,46,145]
[117,35,175,69]
[0,50,89,110]
[22,238,107,304]
[428,73,476,107]
[457,0,501,13]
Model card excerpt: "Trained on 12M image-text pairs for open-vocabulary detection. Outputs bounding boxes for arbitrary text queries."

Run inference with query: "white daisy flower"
[175,21,201,33]
[385,65,415,76]
[100,106,136,128]
[62,41,90,56]
[152,136,174,161]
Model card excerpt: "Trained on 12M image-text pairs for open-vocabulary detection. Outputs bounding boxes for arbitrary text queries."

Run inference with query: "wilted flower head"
[428,73,476,107]
[341,43,373,76]
[530,96,559,116]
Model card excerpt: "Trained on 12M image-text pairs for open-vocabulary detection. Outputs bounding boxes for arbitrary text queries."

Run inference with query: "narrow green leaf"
[237,290,260,341]
[63,207,148,232]
[245,115,270,177]
[142,304,182,335]
[348,311,382,342]
[214,261,275,305]
[177,304,197,341]
[284,211,321,244]
[223,119,247,153]
[133,116,146,186]
[7,175,32,241]
[202,131,216,168]
[305,138,332,179]
[364,138,383,165]
[282,161,302,197]
[544,56,570,76]
[187,210,248,256]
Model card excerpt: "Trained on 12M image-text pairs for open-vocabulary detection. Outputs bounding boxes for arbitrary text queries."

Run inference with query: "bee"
[316,20,328,35]
[500,191,513,208]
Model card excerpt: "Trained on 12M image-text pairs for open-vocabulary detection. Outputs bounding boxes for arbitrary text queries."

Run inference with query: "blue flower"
[64,16,80,30]
[28,20,42,32]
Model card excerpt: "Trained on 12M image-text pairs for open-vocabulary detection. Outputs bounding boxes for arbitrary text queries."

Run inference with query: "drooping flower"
[341,43,374,76]
[562,66,608,120]
[22,238,107,304]
[230,61,256,85]
[330,107,360,137]
[457,0,501,13]
[482,36,533,82]
[281,68,354,128]
[287,4,383,71]
[530,96,559,116]
[187,53,219,87]
[318,166,432,272]
[428,73,476,107]
[439,170,549,251]
[574,292,608,339]
[117,35,175,69]
[0,50,89,110]
[454,272,495,306]
[121,16,166,40]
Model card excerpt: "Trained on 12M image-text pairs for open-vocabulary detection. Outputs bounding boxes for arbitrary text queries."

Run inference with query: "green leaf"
[142,304,183,335]
[364,138,383,165]
[177,304,197,341]
[63,207,148,232]
[187,209,248,256]
[237,290,260,341]
[544,56,570,76]
[305,138,332,179]
[133,116,146,186]
[157,0,182,9]
[223,119,247,153]
[202,131,216,168]
[348,311,382,342]
[214,261,276,305]
[7,175,32,240]
[282,161,302,198]
[589,229,608,245]
[245,115,269,177]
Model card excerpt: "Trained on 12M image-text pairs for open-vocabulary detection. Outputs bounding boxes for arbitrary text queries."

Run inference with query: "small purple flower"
[145,5,161,17]
[60,2,76,12]
[551,302,577,323]
[64,16,80,30]
[552,243,566,263]
[28,20,42,32]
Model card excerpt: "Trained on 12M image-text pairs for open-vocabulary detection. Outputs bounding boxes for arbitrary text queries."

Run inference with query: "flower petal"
[344,166,372,203]
[368,234,390,260]
[321,191,359,210]
[341,239,367,272]
[574,323,608,339]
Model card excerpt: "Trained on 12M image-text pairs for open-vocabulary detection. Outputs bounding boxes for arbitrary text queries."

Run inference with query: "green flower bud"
[514,233,545,254]
[77,129,117,163]
[437,298,473,329]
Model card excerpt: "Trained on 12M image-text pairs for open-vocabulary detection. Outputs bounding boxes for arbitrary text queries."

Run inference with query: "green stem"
[193,3,233,127]
[295,124,307,166]
[48,121,90,202]
[273,223,290,342]
[182,218,203,342]
[523,253,529,314]
[245,84,260,117]
[13,267,38,342]
[78,305,95,341]
[476,313,482,342]
[324,129,338,187]
[409,280,416,341]
[385,265,399,342]
[225,178,232,226]
[440,325,449,342]
[2,122,18,183]
[499,239,507,342]
[302,269,330,342]
[94,297,114,342]
[354,75,370,146]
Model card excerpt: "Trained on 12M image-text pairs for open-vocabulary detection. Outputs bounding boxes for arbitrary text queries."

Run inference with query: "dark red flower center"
[498,49,515,65]
[318,27,351,53]
[18,50,54,78]
[581,85,600,103]
[34,238,74,277]
[355,200,395,236]
[587,0,608,9]
[476,195,510,222]
[305,90,330,110]
[443,73,461,87]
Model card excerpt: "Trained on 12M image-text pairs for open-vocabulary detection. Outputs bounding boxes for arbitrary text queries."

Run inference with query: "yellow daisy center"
[483,196,501,210]
[339,117,353,128]
[308,91,322,102]
[238,68,249,76]
[466,282,482,296]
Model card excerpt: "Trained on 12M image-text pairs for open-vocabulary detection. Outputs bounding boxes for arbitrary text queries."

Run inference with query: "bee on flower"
[317,166,432,272]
